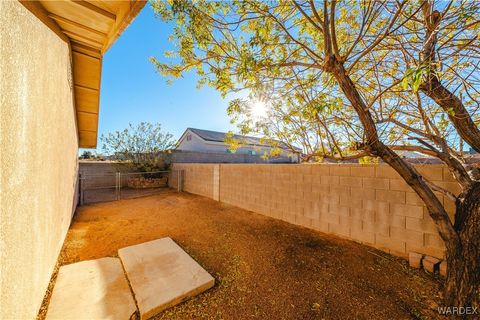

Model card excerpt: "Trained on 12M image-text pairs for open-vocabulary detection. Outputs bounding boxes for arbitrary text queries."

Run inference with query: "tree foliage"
[151,0,480,308]
[101,122,175,172]
[79,150,94,160]
[151,0,479,160]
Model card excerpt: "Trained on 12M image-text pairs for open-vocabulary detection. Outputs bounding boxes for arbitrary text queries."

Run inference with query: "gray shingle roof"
[187,128,298,151]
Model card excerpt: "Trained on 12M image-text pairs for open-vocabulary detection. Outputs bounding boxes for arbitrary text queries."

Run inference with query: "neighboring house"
[174,128,301,163]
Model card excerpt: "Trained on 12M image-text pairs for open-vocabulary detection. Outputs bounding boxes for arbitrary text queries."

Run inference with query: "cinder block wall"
[79,160,131,176]
[79,161,132,188]
[172,163,461,259]
[170,164,218,199]
[171,150,294,163]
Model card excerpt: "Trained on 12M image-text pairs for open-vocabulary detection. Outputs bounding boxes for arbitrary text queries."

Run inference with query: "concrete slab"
[118,238,215,320]
[408,252,424,269]
[423,255,441,273]
[46,257,137,320]
[440,260,447,277]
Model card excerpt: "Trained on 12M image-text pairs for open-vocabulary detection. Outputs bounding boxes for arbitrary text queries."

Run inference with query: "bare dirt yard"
[38,190,444,320]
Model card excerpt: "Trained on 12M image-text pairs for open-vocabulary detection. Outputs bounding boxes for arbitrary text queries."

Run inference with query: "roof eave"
[23,0,147,149]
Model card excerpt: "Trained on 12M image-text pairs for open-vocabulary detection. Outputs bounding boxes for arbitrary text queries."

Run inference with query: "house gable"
[175,128,300,161]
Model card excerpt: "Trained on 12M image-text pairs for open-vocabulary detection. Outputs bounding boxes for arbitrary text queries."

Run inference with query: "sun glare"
[250,100,268,120]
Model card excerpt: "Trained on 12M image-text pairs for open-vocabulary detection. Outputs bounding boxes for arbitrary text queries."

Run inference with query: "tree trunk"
[327,58,457,245]
[444,182,480,312]
[420,78,480,154]
[323,53,478,313]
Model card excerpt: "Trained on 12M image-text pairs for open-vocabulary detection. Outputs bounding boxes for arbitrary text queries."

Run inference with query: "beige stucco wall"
[172,163,461,260]
[0,2,79,319]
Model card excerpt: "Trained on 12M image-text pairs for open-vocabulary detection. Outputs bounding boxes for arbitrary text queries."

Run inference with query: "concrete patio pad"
[46,257,137,320]
[118,237,215,320]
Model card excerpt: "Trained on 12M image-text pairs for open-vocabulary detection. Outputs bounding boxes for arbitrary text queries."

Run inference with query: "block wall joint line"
[173,163,449,259]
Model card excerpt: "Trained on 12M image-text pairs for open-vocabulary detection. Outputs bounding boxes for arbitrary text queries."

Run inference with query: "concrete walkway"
[46,238,214,320]
[119,238,215,320]
[46,258,136,320]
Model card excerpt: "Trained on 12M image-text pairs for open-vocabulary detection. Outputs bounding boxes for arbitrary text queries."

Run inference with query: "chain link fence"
[79,170,171,205]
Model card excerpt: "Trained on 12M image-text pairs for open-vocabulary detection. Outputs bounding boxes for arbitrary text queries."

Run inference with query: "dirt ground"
[38,190,444,320]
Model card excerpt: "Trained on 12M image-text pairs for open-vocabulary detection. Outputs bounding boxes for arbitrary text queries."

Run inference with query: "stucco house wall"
[177,130,217,152]
[0,2,79,318]
[177,130,266,154]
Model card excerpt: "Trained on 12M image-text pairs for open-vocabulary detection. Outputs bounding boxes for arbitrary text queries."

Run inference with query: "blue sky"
[92,4,235,151]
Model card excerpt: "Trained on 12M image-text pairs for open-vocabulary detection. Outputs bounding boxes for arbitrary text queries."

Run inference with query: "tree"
[79,150,94,160]
[151,0,480,310]
[101,122,175,172]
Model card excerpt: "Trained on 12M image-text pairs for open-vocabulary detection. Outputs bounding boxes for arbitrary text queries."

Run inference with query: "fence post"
[213,165,220,201]
[79,173,84,206]
[177,170,181,192]
[116,172,121,200]
[177,169,185,192]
